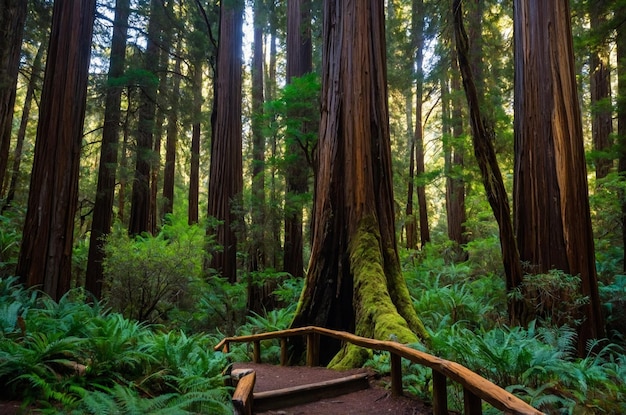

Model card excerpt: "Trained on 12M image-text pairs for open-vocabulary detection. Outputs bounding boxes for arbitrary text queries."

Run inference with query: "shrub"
[102,221,206,323]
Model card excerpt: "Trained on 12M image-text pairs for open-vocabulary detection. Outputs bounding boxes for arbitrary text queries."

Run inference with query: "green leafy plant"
[102,221,206,323]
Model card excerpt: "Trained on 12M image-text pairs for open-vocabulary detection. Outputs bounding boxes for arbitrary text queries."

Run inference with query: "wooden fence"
[215,326,544,415]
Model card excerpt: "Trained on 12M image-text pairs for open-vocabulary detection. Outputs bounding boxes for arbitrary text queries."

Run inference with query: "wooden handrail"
[215,326,544,415]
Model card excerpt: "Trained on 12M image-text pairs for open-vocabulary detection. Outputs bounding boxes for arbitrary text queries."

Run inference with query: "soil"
[233,362,433,415]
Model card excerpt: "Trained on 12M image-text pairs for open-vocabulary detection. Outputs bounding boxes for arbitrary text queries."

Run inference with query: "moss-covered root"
[329,216,423,369]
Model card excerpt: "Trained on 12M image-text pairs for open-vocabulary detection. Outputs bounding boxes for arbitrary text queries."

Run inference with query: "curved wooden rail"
[215,326,544,415]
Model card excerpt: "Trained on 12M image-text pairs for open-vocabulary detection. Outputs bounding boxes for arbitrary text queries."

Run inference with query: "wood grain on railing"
[215,326,544,415]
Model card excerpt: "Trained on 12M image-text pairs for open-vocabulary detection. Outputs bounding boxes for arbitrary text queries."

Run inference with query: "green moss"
[328,344,372,370]
[329,216,425,369]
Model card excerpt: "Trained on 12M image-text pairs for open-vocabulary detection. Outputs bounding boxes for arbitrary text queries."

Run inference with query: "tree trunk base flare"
[327,217,428,369]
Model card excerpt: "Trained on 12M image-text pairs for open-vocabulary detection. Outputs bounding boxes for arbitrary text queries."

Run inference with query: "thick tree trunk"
[453,0,527,323]
[0,0,28,194]
[16,0,96,300]
[85,0,130,298]
[291,0,427,369]
[513,0,604,353]
[207,0,244,283]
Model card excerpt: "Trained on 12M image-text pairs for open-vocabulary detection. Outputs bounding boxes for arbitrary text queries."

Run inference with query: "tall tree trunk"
[207,0,244,283]
[513,0,604,353]
[590,0,613,180]
[247,1,268,313]
[188,60,202,225]
[163,41,182,218]
[453,0,527,323]
[2,42,45,213]
[446,48,468,259]
[129,0,163,235]
[0,0,28,193]
[284,0,312,278]
[16,0,96,300]
[618,5,626,272]
[291,0,428,368]
[412,0,430,249]
[85,0,130,298]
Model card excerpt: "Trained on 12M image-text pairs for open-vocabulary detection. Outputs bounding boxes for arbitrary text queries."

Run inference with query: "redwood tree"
[86,0,131,299]
[284,0,313,279]
[16,0,96,300]
[207,0,244,283]
[0,0,28,192]
[513,0,604,352]
[290,0,427,368]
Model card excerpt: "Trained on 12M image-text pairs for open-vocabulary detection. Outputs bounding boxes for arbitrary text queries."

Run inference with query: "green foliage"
[511,269,588,328]
[0,214,22,278]
[0,278,231,414]
[235,304,297,363]
[102,221,206,323]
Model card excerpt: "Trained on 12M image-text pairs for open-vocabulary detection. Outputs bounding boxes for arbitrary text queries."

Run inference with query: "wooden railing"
[215,326,544,415]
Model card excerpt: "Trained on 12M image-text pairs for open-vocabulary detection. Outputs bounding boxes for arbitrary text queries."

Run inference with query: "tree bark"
[163,42,182,218]
[0,0,28,195]
[453,0,527,323]
[513,0,605,352]
[188,60,202,225]
[247,1,268,313]
[85,0,130,298]
[291,0,428,368]
[129,0,162,235]
[284,0,313,279]
[2,42,44,213]
[16,0,96,300]
[207,0,244,283]
[590,0,613,180]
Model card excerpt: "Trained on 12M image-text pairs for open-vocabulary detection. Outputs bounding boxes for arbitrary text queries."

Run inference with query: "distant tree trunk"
[407,0,429,249]
[118,100,131,222]
[590,0,613,180]
[453,0,526,323]
[207,0,244,283]
[291,0,428,368]
[2,42,45,213]
[618,8,626,272]
[16,0,96,300]
[446,49,468,258]
[85,0,130,298]
[188,60,202,225]
[284,0,312,279]
[267,13,281,270]
[129,0,163,235]
[513,0,604,352]
[0,0,28,192]
[247,1,268,313]
[163,42,182,218]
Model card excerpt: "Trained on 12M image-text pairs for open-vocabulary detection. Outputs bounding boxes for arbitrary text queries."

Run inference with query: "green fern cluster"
[403,239,626,414]
[0,278,231,414]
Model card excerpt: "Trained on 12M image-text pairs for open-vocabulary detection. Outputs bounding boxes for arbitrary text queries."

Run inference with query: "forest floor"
[233,362,435,414]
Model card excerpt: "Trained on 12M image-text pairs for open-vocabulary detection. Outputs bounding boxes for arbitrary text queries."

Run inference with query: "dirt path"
[232,362,433,414]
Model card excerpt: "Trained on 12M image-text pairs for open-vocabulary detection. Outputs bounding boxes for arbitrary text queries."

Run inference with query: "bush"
[102,221,207,323]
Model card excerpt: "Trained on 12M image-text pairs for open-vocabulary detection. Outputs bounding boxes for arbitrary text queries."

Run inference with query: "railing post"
[390,352,403,396]
[464,387,482,415]
[280,338,288,366]
[253,340,261,363]
[306,332,320,366]
[432,369,447,415]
